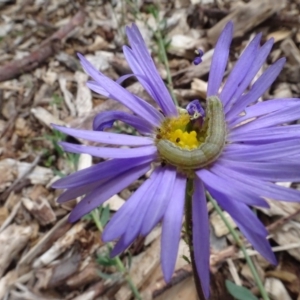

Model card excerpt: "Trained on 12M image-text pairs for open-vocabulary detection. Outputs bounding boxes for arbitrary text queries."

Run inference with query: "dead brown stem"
[0,10,85,83]
[267,207,300,233]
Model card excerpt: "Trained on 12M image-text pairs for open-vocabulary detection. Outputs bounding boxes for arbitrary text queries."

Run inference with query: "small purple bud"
[186,100,205,119]
[193,49,204,65]
[193,56,202,65]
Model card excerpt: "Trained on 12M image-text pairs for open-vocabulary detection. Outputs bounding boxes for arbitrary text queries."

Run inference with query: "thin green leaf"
[225,280,259,300]
[97,270,116,280]
[182,255,191,264]
[100,205,111,227]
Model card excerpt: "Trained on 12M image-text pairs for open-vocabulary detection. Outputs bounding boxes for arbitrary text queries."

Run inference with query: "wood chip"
[74,71,93,117]
[191,78,208,99]
[210,211,237,237]
[0,224,33,277]
[207,0,286,45]
[31,106,65,128]
[272,221,300,261]
[103,194,125,211]
[22,196,56,226]
[59,76,76,116]
[265,278,292,300]
[267,30,291,43]
[281,38,300,65]
[33,221,86,268]
[0,158,53,188]
[35,251,81,289]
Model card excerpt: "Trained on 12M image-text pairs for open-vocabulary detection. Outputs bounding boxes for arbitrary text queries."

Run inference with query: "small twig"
[0,10,85,82]
[40,10,86,47]
[0,113,18,139]
[226,258,242,286]
[201,7,300,27]
[267,207,300,232]
[0,154,42,202]
[235,242,300,259]
[0,202,21,233]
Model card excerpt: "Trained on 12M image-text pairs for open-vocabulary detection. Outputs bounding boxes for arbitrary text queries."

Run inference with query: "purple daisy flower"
[52,22,300,299]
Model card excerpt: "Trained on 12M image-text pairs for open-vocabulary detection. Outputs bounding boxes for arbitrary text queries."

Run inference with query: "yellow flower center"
[156,112,203,150]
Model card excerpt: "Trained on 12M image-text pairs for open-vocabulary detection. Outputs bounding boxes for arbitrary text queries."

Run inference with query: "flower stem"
[207,194,270,300]
[155,28,178,106]
[91,210,142,300]
[185,178,206,300]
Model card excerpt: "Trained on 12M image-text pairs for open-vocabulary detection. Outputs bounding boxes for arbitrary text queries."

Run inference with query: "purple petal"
[53,156,154,189]
[229,98,299,129]
[227,58,286,120]
[69,163,151,222]
[196,168,268,207]
[110,235,130,257]
[229,125,300,143]
[102,168,162,242]
[123,46,177,116]
[186,100,205,118]
[223,140,300,161]
[125,24,177,117]
[53,124,154,146]
[192,177,210,299]
[93,111,153,134]
[210,164,300,203]
[231,102,300,135]
[110,168,165,256]
[220,33,261,106]
[57,180,105,203]
[217,159,300,182]
[203,178,268,237]
[224,38,274,113]
[237,223,276,265]
[207,22,233,97]
[206,186,276,264]
[78,53,163,126]
[140,167,177,236]
[59,142,157,159]
[161,174,186,282]
[121,169,163,241]
[116,74,134,85]
[84,80,109,97]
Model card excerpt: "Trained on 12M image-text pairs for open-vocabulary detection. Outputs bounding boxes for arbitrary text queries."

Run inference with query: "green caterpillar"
[157,96,226,170]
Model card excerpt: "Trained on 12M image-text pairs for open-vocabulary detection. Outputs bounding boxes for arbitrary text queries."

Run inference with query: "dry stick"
[201,7,300,27]
[0,10,86,83]
[0,154,42,202]
[267,207,300,232]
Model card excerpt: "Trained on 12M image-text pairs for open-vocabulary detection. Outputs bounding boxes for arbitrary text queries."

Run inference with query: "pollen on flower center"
[156,113,201,150]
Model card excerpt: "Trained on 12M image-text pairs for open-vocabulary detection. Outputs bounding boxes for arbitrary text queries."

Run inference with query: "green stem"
[126,276,142,299]
[185,179,206,300]
[207,194,270,300]
[155,28,178,106]
[91,210,142,300]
